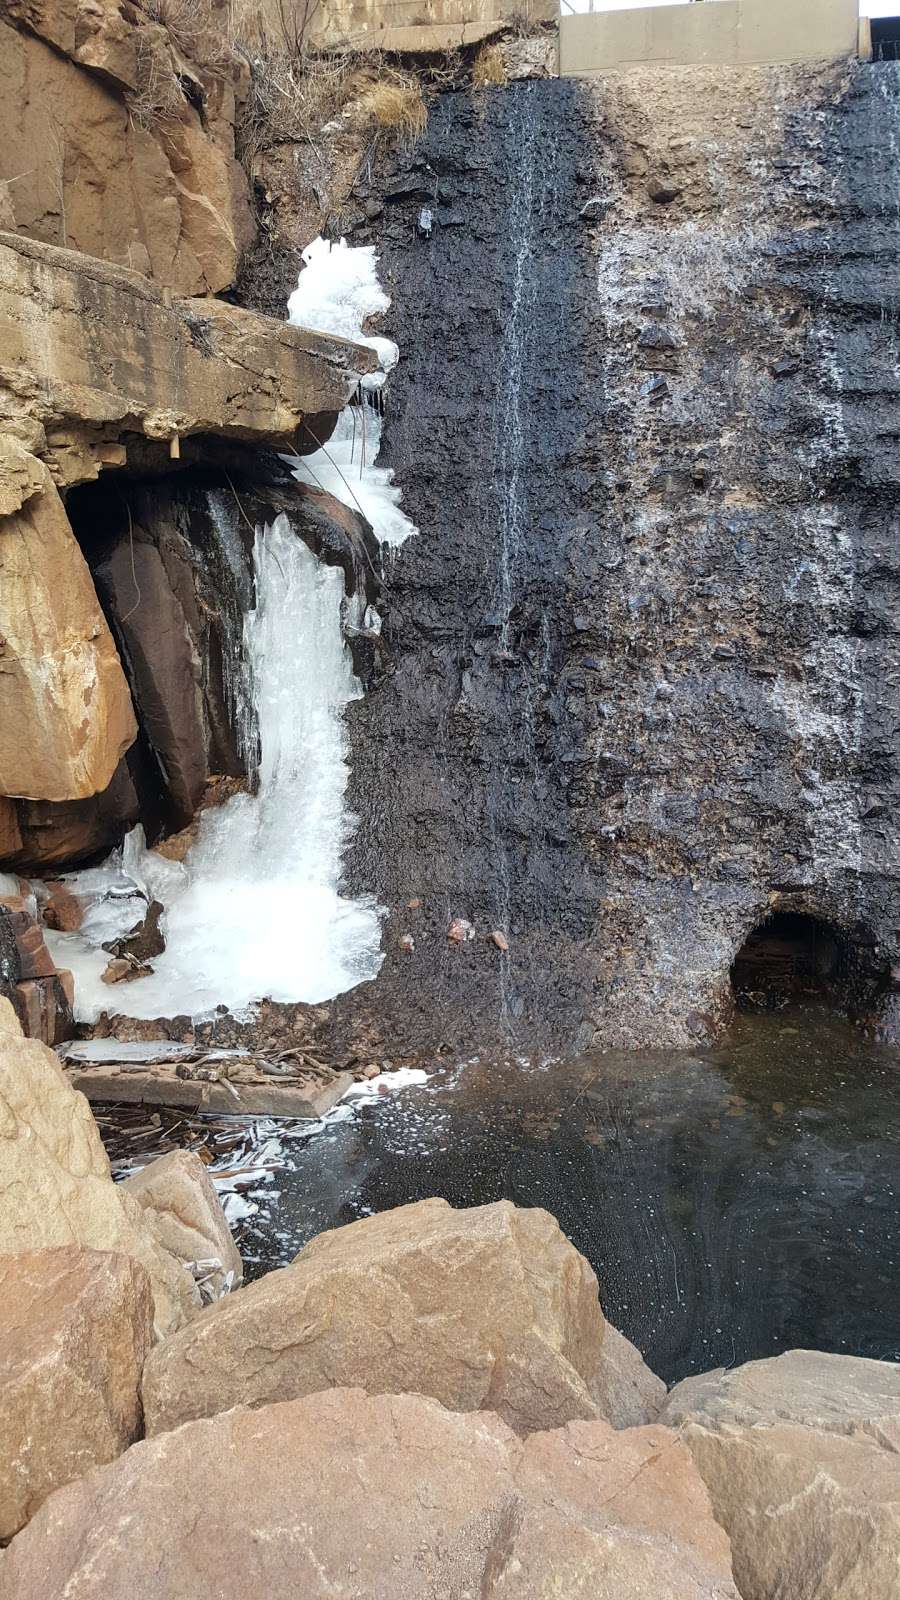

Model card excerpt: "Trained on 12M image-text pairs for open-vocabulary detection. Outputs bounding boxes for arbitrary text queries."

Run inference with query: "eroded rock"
[0,462,137,802]
[0,4,251,294]
[122,1150,242,1302]
[0,1245,152,1540]
[0,1018,197,1335]
[0,235,375,489]
[142,1197,664,1437]
[662,1350,900,1600]
[1,1388,740,1599]
[93,539,207,827]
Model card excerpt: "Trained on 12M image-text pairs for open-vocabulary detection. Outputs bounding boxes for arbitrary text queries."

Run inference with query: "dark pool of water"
[238,1007,900,1385]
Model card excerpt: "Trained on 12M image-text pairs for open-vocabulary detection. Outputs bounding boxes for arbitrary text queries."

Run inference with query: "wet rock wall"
[334,60,900,1050]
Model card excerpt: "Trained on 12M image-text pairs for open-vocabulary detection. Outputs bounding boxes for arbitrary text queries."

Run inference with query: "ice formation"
[45,238,413,1024]
[286,237,417,548]
[46,520,383,1021]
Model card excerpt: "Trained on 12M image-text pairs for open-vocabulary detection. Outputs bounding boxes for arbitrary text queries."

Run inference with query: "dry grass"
[472,43,509,87]
[237,46,428,161]
[353,78,427,140]
[131,0,427,154]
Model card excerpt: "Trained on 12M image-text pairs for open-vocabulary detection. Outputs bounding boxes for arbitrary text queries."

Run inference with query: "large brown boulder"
[0,1246,152,1540]
[0,1388,740,1599]
[0,463,136,802]
[122,1150,242,1303]
[142,1197,664,1437]
[0,1006,197,1336]
[662,1350,900,1600]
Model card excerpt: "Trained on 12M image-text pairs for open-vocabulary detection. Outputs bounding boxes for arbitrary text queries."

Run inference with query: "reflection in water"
[241,1009,900,1384]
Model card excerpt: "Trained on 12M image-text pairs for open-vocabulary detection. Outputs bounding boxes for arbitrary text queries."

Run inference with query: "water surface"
[240,1008,900,1384]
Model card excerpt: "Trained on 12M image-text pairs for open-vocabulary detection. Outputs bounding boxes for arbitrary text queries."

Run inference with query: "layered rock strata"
[287,59,900,1052]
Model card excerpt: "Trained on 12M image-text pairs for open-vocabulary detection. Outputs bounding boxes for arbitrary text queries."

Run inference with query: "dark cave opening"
[730,911,888,1018]
[871,18,900,61]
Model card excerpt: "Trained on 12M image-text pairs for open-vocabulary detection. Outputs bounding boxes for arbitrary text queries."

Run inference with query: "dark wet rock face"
[340,81,604,1053]
[63,468,378,854]
[331,62,900,1052]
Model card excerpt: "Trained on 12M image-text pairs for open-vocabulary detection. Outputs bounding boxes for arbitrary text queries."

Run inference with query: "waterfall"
[285,237,417,549]
[46,517,383,1021]
[485,86,542,1037]
[44,235,416,1024]
[491,91,538,650]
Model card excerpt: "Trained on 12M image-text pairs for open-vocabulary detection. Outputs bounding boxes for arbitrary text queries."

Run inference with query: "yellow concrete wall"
[249,0,556,50]
[559,0,860,76]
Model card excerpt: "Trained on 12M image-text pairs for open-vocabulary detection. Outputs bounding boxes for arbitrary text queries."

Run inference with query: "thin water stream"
[236,1007,900,1385]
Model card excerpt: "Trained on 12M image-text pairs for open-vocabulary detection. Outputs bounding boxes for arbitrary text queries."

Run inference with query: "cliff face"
[0,1,376,1038]
[331,59,900,1050]
[0,0,253,293]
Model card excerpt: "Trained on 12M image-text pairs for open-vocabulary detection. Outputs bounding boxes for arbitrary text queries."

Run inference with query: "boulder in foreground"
[0,1246,152,1540]
[662,1350,900,1600]
[1,1388,740,1599]
[121,1150,242,1303]
[0,1005,197,1336]
[142,1197,664,1437]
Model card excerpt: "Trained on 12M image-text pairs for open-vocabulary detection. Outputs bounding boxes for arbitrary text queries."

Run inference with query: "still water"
[240,1008,900,1385]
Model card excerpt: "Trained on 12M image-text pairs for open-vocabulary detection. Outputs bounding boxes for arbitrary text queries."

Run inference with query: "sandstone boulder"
[1,1388,740,1599]
[0,462,136,802]
[662,1350,900,1600]
[663,1347,900,1443]
[0,1018,197,1335]
[142,1197,664,1437]
[122,1150,242,1302]
[0,1245,152,1539]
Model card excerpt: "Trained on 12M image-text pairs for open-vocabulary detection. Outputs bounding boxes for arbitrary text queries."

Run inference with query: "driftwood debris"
[56,1039,352,1118]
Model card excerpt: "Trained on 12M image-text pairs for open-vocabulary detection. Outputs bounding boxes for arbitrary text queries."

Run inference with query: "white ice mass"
[286,237,417,548]
[46,238,415,1022]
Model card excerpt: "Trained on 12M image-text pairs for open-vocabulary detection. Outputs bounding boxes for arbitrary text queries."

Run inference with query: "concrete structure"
[255,0,556,52]
[559,0,860,76]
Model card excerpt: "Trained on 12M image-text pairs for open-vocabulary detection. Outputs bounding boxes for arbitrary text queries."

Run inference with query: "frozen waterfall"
[46,236,413,1024]
[47,517,384,1021]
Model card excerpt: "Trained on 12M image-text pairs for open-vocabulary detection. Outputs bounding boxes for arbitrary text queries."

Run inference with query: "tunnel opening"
[871,18,900,62]
[730,911,888,1019]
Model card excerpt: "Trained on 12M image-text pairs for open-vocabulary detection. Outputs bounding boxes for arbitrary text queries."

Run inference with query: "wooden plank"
[66,1066,353,1119]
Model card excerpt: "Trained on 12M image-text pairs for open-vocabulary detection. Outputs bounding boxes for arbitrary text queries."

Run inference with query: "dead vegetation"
[236,45,428,164]
[472,43,510,87]
[143,0,218,59]
[127,32,187,130]
[132,0,427,156]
